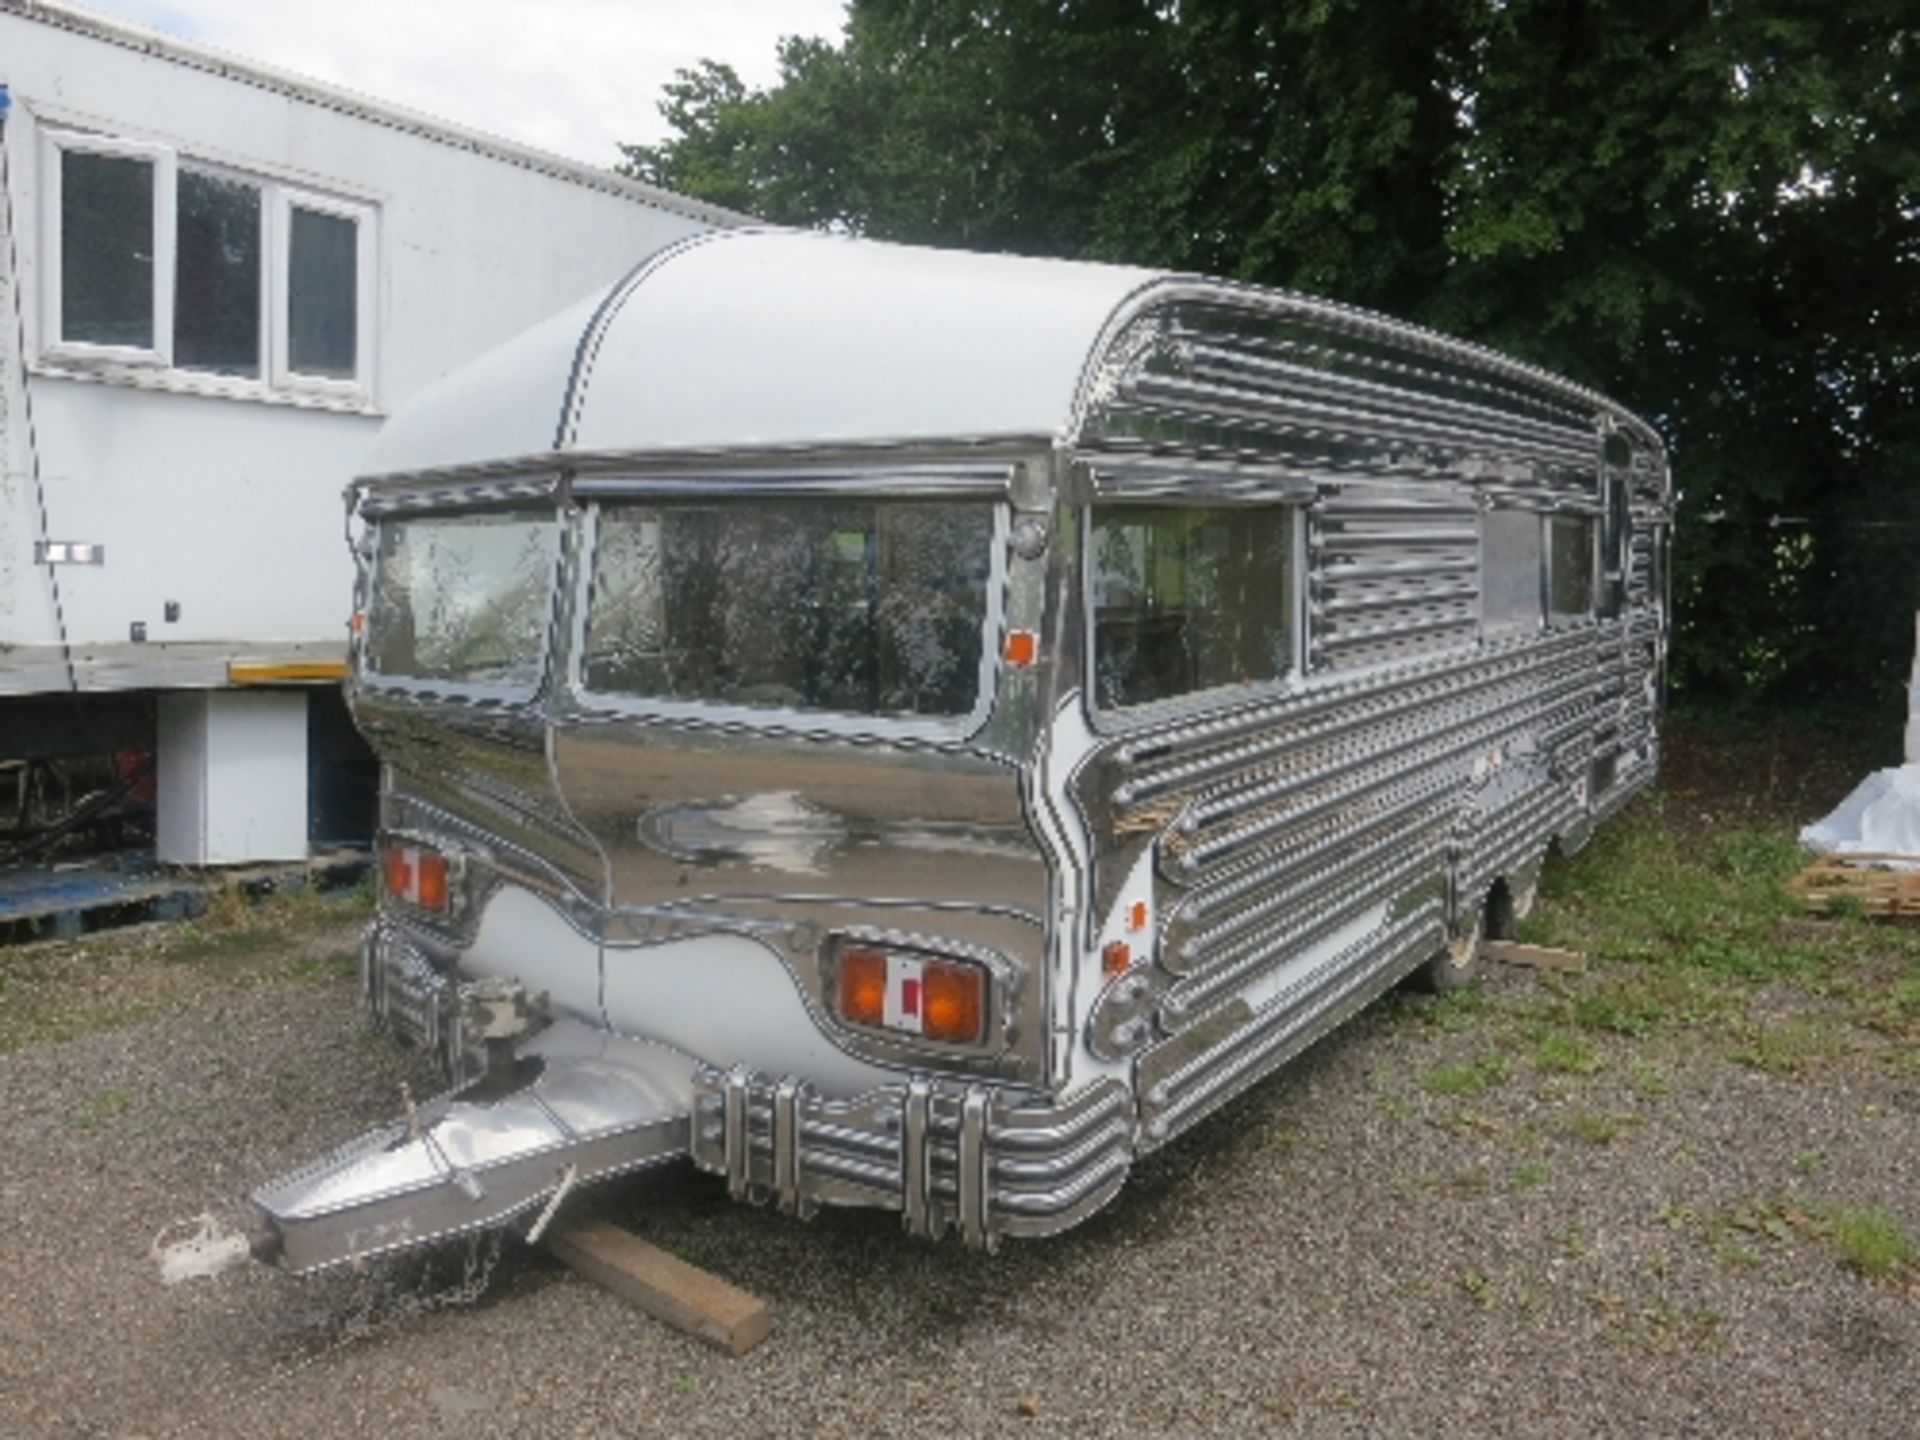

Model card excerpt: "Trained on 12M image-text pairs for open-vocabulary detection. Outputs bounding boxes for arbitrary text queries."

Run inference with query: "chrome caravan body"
[251,230,1670,1270]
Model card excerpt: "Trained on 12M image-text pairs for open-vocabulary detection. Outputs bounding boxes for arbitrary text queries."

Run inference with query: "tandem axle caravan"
[250,230,1670,1269]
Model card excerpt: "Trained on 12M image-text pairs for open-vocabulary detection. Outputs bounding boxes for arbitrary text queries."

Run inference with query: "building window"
[39,127,374,403]
[175,170,262,377]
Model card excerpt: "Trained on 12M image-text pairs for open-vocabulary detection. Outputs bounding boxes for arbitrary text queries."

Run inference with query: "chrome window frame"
[1080,467,1311,730]
[565,467,1014,744]
[355,500,567,707]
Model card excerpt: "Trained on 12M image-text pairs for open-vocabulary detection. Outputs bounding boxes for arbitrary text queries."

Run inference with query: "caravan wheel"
[1413,908,1485,993]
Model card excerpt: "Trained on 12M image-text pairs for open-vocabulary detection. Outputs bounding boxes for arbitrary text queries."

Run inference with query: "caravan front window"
[364,512,559,691]
[1090,503,1295,710]
[583,500,995,721]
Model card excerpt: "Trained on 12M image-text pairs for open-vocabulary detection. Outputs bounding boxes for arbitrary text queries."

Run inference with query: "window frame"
[357,503,566,705]
[569,494,1010,743]
[270,187,378,399]
[34,121,378,409]
[39,129,177,368]
[1082,494,1306,722]
[1545,512,1599,627]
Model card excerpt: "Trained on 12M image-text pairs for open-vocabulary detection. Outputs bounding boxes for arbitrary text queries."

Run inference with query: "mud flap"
[252,1021,694,1274]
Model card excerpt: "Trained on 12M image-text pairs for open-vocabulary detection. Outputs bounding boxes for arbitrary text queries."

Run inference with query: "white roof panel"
[568,231,1157,454]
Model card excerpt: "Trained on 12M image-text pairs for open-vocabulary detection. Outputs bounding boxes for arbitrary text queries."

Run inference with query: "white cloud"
[69,0,847,167]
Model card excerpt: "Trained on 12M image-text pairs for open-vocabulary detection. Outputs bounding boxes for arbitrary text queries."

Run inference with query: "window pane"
[174,171,261,376]
[60,150,154,348]
[1091,504,1293,709]
[585,500,994,720]
[1481,510,1543,632]
[1548,516,1595,618]
[365,513,557,690]
[288,206,358,378]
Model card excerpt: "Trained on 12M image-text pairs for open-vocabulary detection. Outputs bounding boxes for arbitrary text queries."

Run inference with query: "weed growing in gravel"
[1423,1056,1509,1096]
[1531,1029,1605,1075]
[1726,1017,1843,1076]
[1828,1208,1916,1280]
[1567,1110,1637,1145]
[1511,1162,1551,1190]
[70,1086,140,1131]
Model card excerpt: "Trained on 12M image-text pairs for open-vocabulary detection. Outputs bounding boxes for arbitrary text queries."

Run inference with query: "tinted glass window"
[60,151,154,348]
[1481,510,1543,633]
[365,513,557,690]
[288,206,358,378]
[1548,515,1596,619]
[175,170,261,376]
[1091,503,1293,709]
[585,500,994,720]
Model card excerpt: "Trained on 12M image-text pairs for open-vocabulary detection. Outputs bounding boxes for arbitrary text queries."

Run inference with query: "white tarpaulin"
[1801,765,1920,867]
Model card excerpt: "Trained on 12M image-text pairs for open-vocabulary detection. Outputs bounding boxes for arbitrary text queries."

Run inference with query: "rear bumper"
[690,1066,1134,1251]
[362,917,1137,1251]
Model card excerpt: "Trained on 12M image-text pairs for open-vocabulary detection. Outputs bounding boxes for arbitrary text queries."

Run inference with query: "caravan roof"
[361,228,1662,486]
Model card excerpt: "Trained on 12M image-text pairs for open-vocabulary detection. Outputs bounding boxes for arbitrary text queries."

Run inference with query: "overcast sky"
[70,0,849,168]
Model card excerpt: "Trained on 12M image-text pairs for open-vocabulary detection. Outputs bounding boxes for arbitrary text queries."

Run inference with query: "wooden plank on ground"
[1482,940,1587,974]
[1786,855,1920,918]
[544,1219,772,1356]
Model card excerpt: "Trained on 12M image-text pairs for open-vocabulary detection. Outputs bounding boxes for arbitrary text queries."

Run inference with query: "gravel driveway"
[2,833,1916,1439]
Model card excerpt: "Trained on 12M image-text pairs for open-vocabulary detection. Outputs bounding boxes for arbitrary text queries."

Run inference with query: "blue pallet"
[0,854,203,939]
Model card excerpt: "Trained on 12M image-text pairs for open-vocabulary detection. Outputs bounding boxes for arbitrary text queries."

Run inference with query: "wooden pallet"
[1785,852,1920,918]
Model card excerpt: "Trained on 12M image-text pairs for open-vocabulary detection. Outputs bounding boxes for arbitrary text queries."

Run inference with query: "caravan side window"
[1547,515,1596,622]
[1480,510,1543,634]
[39,128,376,403]
[1090,503,1295,710]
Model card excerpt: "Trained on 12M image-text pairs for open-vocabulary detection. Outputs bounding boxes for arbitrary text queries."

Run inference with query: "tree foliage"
[623,1,1920,708]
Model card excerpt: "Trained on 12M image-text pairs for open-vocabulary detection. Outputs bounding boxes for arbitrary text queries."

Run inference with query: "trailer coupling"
[246,1020,695,1274]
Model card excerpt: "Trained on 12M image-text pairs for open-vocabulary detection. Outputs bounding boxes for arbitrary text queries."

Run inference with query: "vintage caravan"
[0,0,733,862]
[251,230,1670,1270]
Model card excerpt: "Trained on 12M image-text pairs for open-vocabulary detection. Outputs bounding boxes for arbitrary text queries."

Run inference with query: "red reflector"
[838,946,888,1027]
[383,844,413,899]
[921,960,984,1043]
[1102,940,1132,978]
[1003,629,1038,667]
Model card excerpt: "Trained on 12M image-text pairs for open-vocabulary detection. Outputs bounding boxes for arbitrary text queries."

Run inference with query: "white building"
[0,0,737,861]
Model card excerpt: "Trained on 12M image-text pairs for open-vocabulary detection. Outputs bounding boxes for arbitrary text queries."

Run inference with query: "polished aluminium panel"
[1066,290,1670,1152]
[548,456,1065,1088]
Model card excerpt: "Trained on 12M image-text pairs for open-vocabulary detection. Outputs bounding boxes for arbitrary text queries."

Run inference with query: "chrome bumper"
[689,1067,1135,1251]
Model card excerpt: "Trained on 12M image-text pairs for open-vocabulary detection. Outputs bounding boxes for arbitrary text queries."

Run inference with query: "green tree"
[625,1,1919,708]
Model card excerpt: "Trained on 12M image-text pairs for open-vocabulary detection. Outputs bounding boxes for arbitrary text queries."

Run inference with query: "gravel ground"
[2,864,1917,1438]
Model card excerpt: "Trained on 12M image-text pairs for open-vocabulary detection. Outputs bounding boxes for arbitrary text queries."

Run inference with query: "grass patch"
[1566,1110,1638,1146]
[1523,802,1827,985]
[1512,1161,1551,1191]
[1422,1055,1510,1097]
[1726,1017,1844,1076]
[1829,1208,1916,1280]
[1531,1029,1605,1075]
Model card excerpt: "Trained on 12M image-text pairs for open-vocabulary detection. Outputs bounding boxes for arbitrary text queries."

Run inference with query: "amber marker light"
[1102,940,1132,978]
[383,839,452,913]
[920,960,986,1044]
[1003,628,1038,667]
[1127,899,1148,933]
[837,946,889,1028]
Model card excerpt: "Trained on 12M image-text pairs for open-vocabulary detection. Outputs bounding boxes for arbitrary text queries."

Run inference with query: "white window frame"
[269,188,378,400]
[39,128,177,367]
[35,124,378,408]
